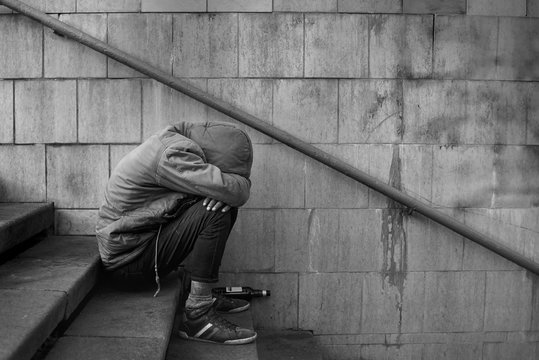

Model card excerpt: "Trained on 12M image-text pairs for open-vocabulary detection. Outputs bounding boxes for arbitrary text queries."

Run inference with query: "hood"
[174,122,253,179]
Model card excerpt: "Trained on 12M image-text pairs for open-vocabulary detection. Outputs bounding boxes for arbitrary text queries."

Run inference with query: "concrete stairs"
[0,203,54,256]
[0,203,99,360]
[45,275,180,360]
[0,202,321,360]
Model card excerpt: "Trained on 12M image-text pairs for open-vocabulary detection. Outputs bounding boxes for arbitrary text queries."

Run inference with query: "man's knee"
[188,200,238,230]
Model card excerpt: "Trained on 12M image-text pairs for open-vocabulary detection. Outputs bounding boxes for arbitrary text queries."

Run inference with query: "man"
[96,121,257,345]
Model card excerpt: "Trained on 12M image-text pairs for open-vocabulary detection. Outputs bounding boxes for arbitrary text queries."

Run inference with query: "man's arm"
[156,145,251,208]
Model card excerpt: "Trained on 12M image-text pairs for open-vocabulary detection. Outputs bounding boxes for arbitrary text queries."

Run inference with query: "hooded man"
[96,121,256,345]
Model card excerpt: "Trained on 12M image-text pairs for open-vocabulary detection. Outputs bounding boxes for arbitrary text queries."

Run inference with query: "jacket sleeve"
[155,143,251,208]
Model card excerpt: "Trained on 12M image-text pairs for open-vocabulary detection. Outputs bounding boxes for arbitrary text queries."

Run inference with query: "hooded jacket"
[96,122,253,270]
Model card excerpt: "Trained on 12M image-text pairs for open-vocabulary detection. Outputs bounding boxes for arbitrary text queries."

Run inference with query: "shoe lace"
[214,293,234,305]
[207,310,238,331]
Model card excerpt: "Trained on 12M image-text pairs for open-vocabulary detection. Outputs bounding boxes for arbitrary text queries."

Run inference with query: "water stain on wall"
[380,145,408,333]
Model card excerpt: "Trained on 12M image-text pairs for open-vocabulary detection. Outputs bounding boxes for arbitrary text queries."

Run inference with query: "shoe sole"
[216,302,250,314]
[178,330,257,345]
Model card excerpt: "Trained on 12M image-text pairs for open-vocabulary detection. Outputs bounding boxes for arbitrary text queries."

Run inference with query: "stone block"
[142,79,208,140]
[44,14,107,78]
[529,83,539,145]
[462,236,522,271]
[400,145,433,205]
[466,81,528,145]
[46,145,109,208]
[361,344,423,360]
[173,13,238,78]
[239,13,303,77]
[15,80,77,144]
[338,0,401,12]
[78,80,141,143]
[299,273,363,334]
[0,145,46,202]
[434,16,498,80]
[305,144,369,208]
[5,0,77,13]
[405,80,528,145]
[404,0,465,13]
[484,271,533,331]
[220,209,275,272]
[406,210,464,271]
[275,0,337,12]
[0,81,13,144]
[55,210,99,235]
[468,0,526,16]
[218,272,298,329]
[0,289,66,360]
[422,343,482,360]
[44,0,77,12]
[207,79,273,144]
[208,0,272,12]
[339,79,403,144]
[423,271,485,332]
[108,14,172,78]
[0,1,75,13]
[531,0,539,17]
[245,144,305,208]
[497,17,539,81]
[369,15,433,79]
[0,16,42,78]
[305,14,368,78]
[482,342,538,360]
[141,0,206,12]
[274,209,340,272]
[488,208,539,233]
[432,146,495,208]
[493,146,539,208]
[403,80,467,144]
[337,209,384,271]
[462,209,533,271]
[76,0,140,12]
[110,145,138,172]
[273,80,338,143]
[361,272,424,333]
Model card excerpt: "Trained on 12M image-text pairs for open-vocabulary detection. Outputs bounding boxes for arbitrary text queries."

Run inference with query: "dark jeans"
[107,199,237,290]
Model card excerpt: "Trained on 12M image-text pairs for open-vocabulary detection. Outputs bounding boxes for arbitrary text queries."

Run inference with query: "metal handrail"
[2,0,537,275]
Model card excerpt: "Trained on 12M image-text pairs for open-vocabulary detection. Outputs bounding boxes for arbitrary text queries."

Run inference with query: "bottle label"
[226,286,242,293]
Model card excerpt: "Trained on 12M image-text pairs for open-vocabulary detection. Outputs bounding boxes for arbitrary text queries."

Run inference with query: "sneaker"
[178,307,257,345]
[213,293,250,314]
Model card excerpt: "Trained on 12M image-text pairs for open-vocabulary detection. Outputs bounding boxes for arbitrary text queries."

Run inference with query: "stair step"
[166,310,259,360]
[0,203,54,256]
[256,330,323,360]
[45,274,180,360]
[0,236,100,360]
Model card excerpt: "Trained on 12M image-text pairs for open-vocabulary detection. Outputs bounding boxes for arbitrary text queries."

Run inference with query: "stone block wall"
[1,0,538,359]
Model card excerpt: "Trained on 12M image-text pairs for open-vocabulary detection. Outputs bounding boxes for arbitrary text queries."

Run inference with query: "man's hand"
[203,197,232,212]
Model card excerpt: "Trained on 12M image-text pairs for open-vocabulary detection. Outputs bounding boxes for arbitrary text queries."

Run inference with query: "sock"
[185,281,215,318]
